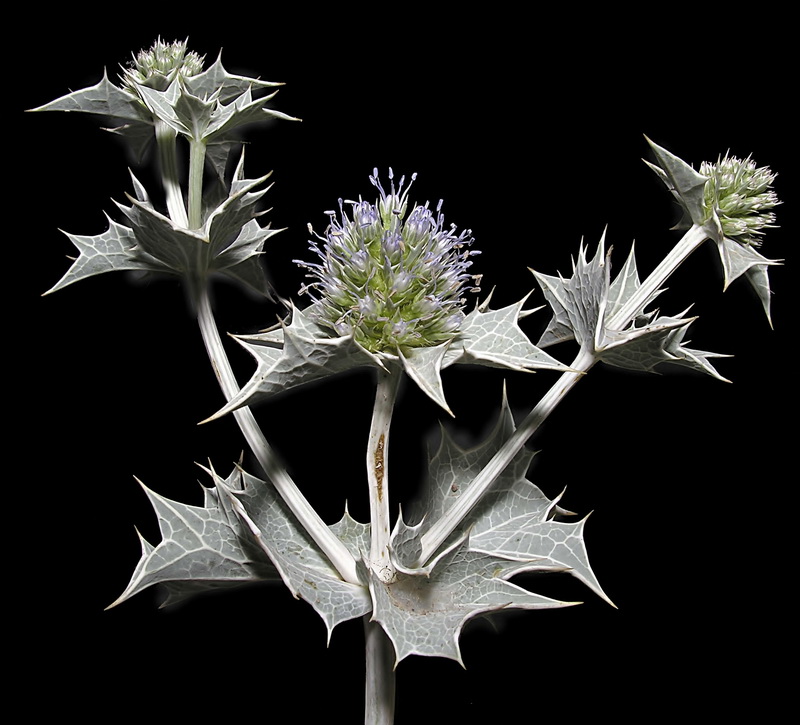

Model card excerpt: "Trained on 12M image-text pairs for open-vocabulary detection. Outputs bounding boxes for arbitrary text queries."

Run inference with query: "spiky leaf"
[213,296,570,420]
[599,312,731,380]
[108,467,279,609]
[400,392,612,605]
[30,69,149,124]
[533,237,611,350]
[370,536,578,665]
[230,469,372,639]
[444,294,570,373]
[644,137,709,229]
[46,216,170,294]
[46,157,278,298]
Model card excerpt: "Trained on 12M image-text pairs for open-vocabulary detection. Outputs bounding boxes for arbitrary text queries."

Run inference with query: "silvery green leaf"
[229,469,372,639]
[533,237,610,350]
[136,75,298,144]
[329,509,372,561]
[172,85,218,141]
[107,466,279,610]
[211,295,567,422]
[49,156,277,298]
[715,236,781,324]
[444,295,570,373]
[399,342,453,415]
[402,391,611,604]
[183,53,283,104]
[29,69,150,124]
[214,219,280,297]
[205,87,298,141]
[606,245,649,320]
[117,196,207,273]
[45,215,169,294]
[205,169,272,259]
[404,390,523,534]
[369,536,578,665]
[136,82,187,134]
[209,305,384,420]
[645,137,709,229]
[599,312,731,381]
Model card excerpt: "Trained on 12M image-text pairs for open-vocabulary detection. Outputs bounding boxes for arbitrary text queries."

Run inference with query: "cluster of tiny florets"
[701,155,780,245]
[121,38,205,94]
[297,170,481,353]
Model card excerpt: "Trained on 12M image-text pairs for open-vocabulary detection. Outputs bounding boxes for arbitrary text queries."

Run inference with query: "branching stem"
[606,224,708,329]
[194,287,360,585]
[418,225,709,565]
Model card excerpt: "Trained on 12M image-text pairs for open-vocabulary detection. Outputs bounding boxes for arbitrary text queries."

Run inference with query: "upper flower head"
[121,38,205,94]
[700,155,780,246]
[297,170,480,354]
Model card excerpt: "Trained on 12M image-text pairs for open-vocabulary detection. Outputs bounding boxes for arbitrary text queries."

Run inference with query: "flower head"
[121,38,205,94]
[700,154,780,246]
[297,170,480,353]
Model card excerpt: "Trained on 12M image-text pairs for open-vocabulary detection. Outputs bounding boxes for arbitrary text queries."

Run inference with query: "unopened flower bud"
[121,38,205,95]
[700,155,780,246]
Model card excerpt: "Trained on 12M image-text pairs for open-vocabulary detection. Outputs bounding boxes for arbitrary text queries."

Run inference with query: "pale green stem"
[195,287,360,584]
[188,139,207,230]
[367,367,401,583]
[418,346,596,565]
[606,224,708,329]
[363,617,396,725]
[418,225,709,566]
[154,119,188,228]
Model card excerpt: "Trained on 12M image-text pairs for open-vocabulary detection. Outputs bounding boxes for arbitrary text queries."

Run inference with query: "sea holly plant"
[34,39,783,725]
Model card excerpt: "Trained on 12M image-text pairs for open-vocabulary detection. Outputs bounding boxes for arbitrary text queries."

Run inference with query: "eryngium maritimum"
[701,155,780,245]
[297,170,480,354]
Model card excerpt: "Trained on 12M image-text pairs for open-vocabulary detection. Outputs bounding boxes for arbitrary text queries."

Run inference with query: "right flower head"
[700,155,780,246]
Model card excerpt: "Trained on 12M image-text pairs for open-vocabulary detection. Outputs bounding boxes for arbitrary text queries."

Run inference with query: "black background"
[18,10,793,722]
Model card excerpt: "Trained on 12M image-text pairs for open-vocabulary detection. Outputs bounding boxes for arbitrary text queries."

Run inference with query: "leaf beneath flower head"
[644,136,709,230]
[207,304,385,421]
[399,342,453,416]
[29,69,150,124]
[445,294,572,374]
[184,53,283,104]
[715,236,781,325]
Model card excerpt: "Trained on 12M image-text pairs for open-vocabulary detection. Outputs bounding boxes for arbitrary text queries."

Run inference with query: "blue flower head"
[298,170,480,353]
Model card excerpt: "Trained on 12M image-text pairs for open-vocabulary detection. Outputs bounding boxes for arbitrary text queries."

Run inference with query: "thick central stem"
[367,367,401,583]
[364,617,396,725]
